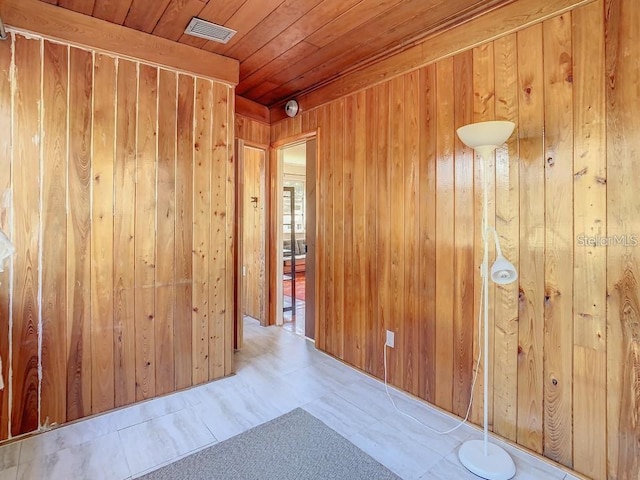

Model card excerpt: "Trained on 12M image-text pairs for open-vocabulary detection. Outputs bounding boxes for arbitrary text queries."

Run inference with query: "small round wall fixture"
[285,99,299,117]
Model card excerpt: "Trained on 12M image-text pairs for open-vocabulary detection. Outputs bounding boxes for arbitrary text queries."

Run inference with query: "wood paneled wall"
[235,114,270,146]
[271,1,639,478]
[0,32,235,441]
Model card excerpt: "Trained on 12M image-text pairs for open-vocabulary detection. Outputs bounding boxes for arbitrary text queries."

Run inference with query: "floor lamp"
[456,121,517,480]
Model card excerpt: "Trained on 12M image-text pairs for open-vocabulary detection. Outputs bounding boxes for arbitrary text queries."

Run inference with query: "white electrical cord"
[383,272,485,435]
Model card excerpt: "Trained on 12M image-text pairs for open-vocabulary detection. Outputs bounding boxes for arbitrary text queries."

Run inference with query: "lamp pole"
[456,121,516,480]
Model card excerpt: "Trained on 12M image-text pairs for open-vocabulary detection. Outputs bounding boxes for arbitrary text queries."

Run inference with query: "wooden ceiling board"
[252,0,441,101]
[199,0,286,56]
[305,0,404,49]
[153,0,208,41]
[237,40,319,95]
[219,0,324,61]
[237,0,363,79]
[242,80,280,100]
[255,0,501,104]
[298,0,499,82]
[124,0,173,33]
[92,0,134,24]
[240,0,427,84]
[59,0,95,15]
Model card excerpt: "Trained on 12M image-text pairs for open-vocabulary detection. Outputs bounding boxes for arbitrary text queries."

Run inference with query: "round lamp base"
[458,440,516,480]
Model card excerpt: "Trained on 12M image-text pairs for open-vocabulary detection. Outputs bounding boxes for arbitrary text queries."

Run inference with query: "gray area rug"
[140,408,401,480]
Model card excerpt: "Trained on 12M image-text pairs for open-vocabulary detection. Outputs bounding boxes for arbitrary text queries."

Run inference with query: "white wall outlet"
[242,265,247,276]
[386,330,395,348]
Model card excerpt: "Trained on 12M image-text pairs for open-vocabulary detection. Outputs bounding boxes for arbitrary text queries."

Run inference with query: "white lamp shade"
[456,121,515,149]
[491,255,518,285]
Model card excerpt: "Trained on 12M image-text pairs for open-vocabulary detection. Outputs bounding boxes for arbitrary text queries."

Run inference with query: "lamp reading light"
[456,121,517,480]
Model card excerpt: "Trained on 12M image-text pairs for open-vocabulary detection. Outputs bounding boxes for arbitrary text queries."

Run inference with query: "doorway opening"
[272,137,317,340]
[282,145,306,335]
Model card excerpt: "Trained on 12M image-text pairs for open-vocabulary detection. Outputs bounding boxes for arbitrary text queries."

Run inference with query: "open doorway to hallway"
[282,145,307,335]
[274,138,316,340]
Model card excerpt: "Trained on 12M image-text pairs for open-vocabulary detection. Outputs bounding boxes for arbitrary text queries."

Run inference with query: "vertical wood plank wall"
[271,1,639,478]
[235,115,270,146]
[0,32,235,440]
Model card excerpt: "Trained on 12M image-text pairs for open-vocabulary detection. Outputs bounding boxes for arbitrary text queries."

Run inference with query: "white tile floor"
[0,317,576,480]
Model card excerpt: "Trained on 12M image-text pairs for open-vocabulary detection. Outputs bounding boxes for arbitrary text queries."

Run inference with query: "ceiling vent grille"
[184,17,237,44]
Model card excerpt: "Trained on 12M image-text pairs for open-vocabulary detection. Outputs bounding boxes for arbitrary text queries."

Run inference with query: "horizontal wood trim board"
[235,95,270,124]
[0,0,239,85]
[269,0,595,122]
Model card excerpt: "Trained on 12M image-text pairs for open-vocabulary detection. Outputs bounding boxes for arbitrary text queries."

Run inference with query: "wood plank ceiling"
[39,0,513,107]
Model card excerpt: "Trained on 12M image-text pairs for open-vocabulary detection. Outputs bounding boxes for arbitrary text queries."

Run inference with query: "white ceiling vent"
[184,17,237,44]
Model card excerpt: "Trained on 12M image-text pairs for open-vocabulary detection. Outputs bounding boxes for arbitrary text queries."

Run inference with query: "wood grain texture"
[236,114,270,146]
[332,99,345,361]
[66,46,92,423]
[209,82,228,380]
[192,78,212,385]
[124,0,172,33]
[403,70,419,396]
[113,59,137,408]
[374,82,389,380]
[134,63,158,401]
[269,0,594,120]
[40,40,68,427]
[606,0,640,478]
[11,34,42,436]
[58,0,95,15]
[353,91,366,369]
[492,33,520,442]
[314,107,328,353]
[153,0,210,41]
[90,52,116,414]
[515,23,545,454]
[452,51,474,418]
[236,95,269,125]
[202,0,284,56]
[342,95,357,367]
[541,12,573,466]
[155,69,177,396]
[257,0,516,106]
[388,76,404,388]
[0,34,12,441]
[224,87,235,376]
[572,2,607,478]
[222,0,324,62]
[322,102,336,354]
[174,74,195,390]
[92,0,134,24]
[418,64,437,404]
[237,0,362,83]
[434,58,455,412]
